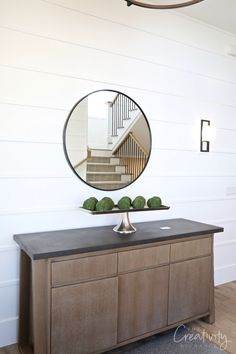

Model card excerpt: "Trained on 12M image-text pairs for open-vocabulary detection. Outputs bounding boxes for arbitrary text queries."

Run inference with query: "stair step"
[87,172,122,182]
[87,172,131,182]
[88,157,121,165]
[87,172,132,183]
[87,163,126,173]
[90,149,112,157]
[87,162,127,166]
[87,164,116,173]
[88,156,111,163]
[89,181,128,190]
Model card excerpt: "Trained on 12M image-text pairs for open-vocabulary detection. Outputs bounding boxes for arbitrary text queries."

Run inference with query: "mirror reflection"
[63,90,151,190]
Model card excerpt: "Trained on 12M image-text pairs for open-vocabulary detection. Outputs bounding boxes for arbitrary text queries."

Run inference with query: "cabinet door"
[168,257,211,325]
[51,277,118,354]
[118,266,169,342]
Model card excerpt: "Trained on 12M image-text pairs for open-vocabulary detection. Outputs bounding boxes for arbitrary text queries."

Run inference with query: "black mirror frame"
[63,89,152,191]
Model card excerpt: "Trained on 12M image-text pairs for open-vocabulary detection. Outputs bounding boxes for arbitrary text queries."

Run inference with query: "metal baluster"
[117,95,120,128]
[115,98,117,136]
[128,99,131,118]
[112,105,114,136]
[122,95,125,126]
[136,144,139,179]
[131,136,134,178]
[136,143,139,179]
[119,95,122,128]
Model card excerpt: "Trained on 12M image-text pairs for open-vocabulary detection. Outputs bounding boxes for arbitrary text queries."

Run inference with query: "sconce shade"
[125,0,204,9]
[200,119,210,152]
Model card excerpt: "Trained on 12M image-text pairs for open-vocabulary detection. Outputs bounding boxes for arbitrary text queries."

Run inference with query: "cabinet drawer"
[171,237,212,263]
[118,245,169,273]
[52,253,117,286]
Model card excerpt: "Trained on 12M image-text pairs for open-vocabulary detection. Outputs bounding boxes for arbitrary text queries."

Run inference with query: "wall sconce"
[200,119,211,152]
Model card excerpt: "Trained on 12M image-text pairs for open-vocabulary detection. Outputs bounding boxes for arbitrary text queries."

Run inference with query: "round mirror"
[63,90,152,191]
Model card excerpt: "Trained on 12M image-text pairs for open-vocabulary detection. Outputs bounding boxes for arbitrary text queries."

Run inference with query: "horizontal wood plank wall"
[1,0,236,347]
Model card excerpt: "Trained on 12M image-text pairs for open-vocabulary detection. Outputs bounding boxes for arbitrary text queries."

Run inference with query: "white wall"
[1,0,236,347]
[66,97,88,177]
[87,91,115,149]
[132,115,151,153]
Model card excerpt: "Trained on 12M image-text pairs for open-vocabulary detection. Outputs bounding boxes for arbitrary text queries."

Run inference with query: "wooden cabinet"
[168,256,211,324]
[51,278,118,354]
[118,266,169,342]
[17,233,217,354]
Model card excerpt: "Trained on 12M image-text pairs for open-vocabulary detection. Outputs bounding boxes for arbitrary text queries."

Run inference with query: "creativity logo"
[173,324,231,351]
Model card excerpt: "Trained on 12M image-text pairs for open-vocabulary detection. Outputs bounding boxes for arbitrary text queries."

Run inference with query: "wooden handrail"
[111,93,119,105]
[73,156,87,169]
[73,147,90,169]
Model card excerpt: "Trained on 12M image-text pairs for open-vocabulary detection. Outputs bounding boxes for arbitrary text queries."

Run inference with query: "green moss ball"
[96,197,114,211]
[117,196,132,210]
[132,196,146,209]
[82,197,98,211]
[147,196,162,208]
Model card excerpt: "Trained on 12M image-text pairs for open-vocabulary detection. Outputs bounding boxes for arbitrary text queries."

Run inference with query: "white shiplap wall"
[1,0,236,347]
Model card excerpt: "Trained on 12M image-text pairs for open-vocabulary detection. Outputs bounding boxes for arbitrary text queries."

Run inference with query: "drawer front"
[52,253,117,287]
[118,245,169,273]
[171,237,212,263]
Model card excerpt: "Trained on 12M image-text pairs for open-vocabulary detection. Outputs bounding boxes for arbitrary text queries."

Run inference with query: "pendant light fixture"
[125,0,204,9]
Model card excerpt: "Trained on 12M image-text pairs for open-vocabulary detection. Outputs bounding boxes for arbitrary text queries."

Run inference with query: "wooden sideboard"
[14,218,223,354]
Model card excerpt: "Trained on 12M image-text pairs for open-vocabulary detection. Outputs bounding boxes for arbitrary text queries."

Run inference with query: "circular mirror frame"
[63,89,152,191]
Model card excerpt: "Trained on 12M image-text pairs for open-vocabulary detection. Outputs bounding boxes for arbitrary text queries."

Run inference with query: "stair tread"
[87,172,132,175]
[87,162,114,166]
[90,181,128,185]
[87,162,127,167]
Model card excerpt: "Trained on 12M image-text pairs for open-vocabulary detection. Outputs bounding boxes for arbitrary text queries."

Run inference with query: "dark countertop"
[14,218,224,260]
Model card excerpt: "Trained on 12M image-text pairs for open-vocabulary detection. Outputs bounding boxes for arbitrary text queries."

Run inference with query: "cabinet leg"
[31,259,50,354]
[18,343,33,354]
[202,310,215,324]
[18,251,31,348]
[203,238,215,325]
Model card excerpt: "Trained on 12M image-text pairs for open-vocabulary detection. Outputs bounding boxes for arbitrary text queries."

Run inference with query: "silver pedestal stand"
[80,205,170,235]
[113,212,136,235]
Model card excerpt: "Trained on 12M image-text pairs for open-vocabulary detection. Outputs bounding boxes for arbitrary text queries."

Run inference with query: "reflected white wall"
[88,91,116,150]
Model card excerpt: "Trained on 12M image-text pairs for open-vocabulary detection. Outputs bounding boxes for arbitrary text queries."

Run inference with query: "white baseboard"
[215,263,236,286]
[0,317,18,348]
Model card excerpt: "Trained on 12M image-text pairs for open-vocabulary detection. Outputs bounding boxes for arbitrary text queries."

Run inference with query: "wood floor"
[191,280,236,354]
[0,281,235,354]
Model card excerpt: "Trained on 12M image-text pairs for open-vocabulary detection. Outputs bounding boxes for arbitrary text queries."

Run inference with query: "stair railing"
[113,132,148,180]
[74,147,91,169]
[110,94,137,137]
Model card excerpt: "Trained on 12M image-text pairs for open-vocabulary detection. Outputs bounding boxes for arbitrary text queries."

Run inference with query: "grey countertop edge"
[14,226,224,260]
